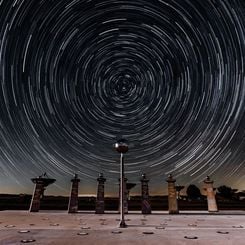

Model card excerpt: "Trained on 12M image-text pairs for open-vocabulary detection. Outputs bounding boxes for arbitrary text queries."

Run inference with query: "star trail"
[0,0,245,195]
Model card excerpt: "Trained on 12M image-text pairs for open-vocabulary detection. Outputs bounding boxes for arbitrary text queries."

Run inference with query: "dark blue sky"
[0,0,244,196]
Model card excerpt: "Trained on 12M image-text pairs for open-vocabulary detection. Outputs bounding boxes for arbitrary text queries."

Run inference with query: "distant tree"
[237,191,245,200]
[186,185,202,200]
[176,185,185,199]
[217,185,238,199]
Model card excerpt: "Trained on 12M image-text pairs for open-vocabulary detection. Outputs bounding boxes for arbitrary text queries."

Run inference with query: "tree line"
[183,185,245,201]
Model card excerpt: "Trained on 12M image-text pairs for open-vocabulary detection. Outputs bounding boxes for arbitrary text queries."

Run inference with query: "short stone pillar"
[141,174,151,214]
[203,176,218,212]
[68,174,80,213]
[118,178,128,214]
[166,174,179,214]
[29,174,56,212]
[30,179,45,212]
[95,173,106,214]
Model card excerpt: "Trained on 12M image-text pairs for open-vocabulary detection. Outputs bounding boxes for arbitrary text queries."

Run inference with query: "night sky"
[0,0,245,196]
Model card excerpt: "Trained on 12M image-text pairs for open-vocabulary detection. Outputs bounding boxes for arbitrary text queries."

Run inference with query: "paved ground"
[0,211,244,244]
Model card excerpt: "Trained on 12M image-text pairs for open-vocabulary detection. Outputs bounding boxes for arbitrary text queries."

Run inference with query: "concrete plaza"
[0,211,244,244]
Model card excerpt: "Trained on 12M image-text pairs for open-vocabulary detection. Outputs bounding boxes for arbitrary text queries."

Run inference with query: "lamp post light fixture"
[114,139,128,228]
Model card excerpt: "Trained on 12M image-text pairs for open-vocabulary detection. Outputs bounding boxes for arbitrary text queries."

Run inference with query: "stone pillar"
[141,174,151,214]
[118,178,128,214]
[203,176,218,212]
[166,174,179,214]
[29,179,45,212]
[68,174,80,213]
[29,174,56,212]
[95,173,106,214]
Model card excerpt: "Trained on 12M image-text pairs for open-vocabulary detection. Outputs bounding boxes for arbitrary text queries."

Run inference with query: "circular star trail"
[0,0,245,194]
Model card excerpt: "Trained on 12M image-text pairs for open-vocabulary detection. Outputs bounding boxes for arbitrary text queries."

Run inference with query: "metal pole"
[119,152,126,227]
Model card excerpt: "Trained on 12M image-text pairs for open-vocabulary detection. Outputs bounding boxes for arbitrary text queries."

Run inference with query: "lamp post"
[114,139,128,228]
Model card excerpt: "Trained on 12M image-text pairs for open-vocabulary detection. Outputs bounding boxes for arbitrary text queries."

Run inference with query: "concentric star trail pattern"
[0,0,245,195]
